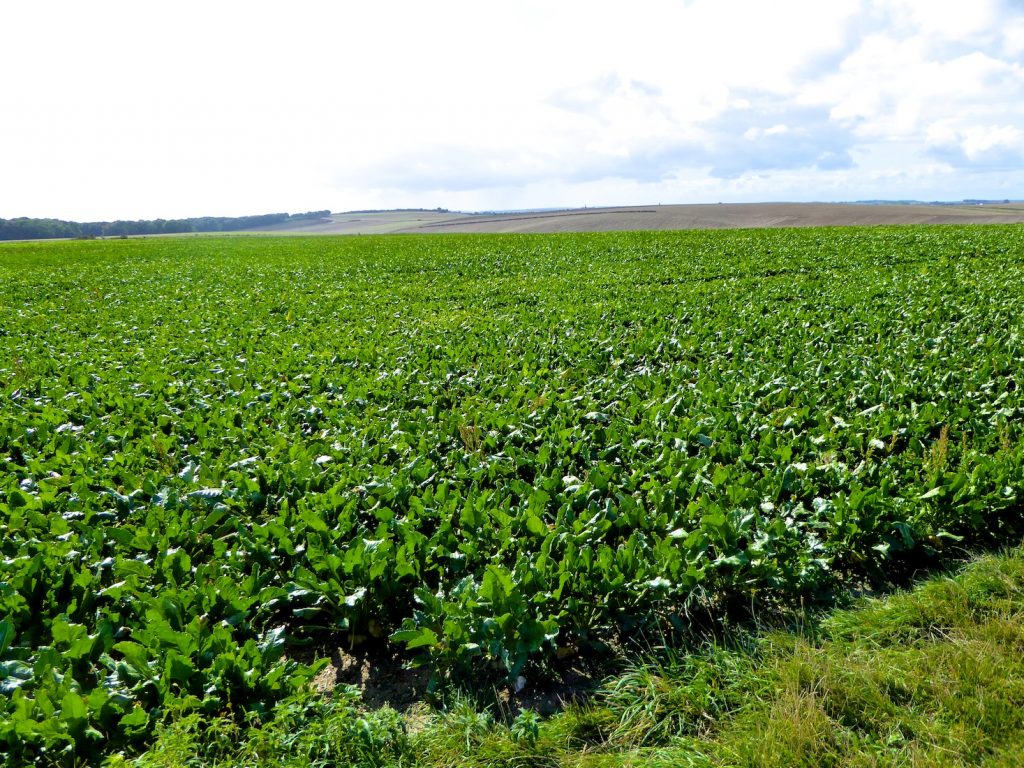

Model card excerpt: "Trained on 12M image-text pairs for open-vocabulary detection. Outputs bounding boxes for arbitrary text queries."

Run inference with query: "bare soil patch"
[310,646,432,711]
[308,644,604,716]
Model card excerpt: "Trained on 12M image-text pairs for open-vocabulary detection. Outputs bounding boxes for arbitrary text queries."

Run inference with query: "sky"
[2,0,1024,220]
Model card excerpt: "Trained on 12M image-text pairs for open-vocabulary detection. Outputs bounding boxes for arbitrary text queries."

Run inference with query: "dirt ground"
[398,202,1024,234]
[248,210,466,235]
[309,643,603,716]
[247,202,1024,236]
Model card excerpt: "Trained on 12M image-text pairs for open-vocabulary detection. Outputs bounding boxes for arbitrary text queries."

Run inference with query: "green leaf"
[61,691,88,722]
[163,650,196,685]
[344,588,368,608]
[0,660,32,693]
[113,641,155,678]
[523,513,547,538]
[259,625,287,655]
[120,706,150,732]
[391,627,438,650]
[0,618,13,656]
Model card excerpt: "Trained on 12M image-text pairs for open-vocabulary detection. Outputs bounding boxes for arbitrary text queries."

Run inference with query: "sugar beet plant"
[2,226,1023,762]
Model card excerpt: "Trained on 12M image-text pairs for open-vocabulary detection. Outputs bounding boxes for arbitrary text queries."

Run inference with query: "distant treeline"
[345,207,451,214]
[0,210,332,241]
[854,199,1018,206]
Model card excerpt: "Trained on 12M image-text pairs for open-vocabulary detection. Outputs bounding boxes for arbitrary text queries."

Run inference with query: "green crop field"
[2,227,1023,765]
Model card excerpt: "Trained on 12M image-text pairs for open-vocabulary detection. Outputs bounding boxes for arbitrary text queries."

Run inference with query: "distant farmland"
[247,201,1024,235]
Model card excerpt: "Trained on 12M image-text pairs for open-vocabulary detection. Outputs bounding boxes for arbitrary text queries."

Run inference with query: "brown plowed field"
[249,202,1024,235]
[393,202,1024,234]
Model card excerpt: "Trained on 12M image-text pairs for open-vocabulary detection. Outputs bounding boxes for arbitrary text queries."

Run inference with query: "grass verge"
[121,546,1024,767]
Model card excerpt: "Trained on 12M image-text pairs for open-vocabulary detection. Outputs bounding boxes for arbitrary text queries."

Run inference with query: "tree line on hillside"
[346,207,451,213]
[0,211,332,241]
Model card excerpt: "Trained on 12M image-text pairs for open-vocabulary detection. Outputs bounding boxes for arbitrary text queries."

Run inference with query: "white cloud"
[1006,14,1024,55]
[744,125,791,140]
[881,0,1005,43]
[927,122,1024,167]
[0,0,1022,219]
[822,41,1024,139]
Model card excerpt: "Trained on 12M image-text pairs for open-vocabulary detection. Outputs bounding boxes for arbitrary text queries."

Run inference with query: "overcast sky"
[3,0,1023,220]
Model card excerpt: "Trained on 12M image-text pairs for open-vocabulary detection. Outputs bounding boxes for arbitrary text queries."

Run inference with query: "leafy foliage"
[1,226,1022,762]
